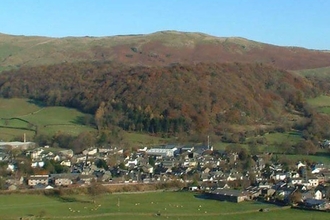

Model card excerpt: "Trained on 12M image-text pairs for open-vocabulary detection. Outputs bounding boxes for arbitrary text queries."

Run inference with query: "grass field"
[296,66,330,78]
[0,191,328,220]
[213,131,303,153]
[0,98,96,141]
[123,132,170,147]
[307,95,330,114]
[307,95,330,107]
[276,152,330,164]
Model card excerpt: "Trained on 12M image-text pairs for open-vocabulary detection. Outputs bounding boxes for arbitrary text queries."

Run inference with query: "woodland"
[1,60,330,153]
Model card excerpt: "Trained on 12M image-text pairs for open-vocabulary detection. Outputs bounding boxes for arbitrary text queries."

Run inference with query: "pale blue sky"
[0,0,329,49]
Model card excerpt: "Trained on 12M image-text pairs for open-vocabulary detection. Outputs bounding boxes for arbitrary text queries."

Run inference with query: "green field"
[123,132,170,147]
[307,95,330,114]
[0,191,328,220]
[296,66,330,78]
[0,98,96,141]
[307,95,330,107]
[276,152,330,164]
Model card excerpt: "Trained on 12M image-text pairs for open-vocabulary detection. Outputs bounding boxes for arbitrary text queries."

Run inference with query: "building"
[49,173,79,186]
[206,189,251,203]
[146,145,179,157]
[28,175,49,186]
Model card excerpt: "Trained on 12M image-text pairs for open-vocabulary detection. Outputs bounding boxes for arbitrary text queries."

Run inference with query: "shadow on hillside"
[194,193,287,207]
[71,115,96,127]
[27,99,46,108]
[44,191,92,204]
[314,151,330,157]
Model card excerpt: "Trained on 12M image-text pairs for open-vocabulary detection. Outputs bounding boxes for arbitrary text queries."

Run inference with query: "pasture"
[0,191,328,220]
[0,98,96,141]
[307,95,330,114]
[123,132,171,147]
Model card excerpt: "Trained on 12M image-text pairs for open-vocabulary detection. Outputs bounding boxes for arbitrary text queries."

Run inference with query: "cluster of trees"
[0,61,317,137]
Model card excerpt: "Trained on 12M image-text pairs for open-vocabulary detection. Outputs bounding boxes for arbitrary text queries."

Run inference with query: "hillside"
[0,61,315,136]
[1,31,330,71]
[0,98,96,141]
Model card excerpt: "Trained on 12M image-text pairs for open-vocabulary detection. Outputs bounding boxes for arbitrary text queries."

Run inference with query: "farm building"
[146,145,179,157]
[205,189,251,203]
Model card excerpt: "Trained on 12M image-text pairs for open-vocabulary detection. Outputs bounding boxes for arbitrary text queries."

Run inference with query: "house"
[0,152,9,161]
[31,161,45,168]
[7,184,17,191]
[261,188,276,198]
[28,175,49,186]
[53,155,61,161]
[189,186,199,191]
[273,172,287,181]
[303,199,330,211]
[60,149,74,158]
[29,148,44,160]
[60,160,71,167]
[307,177,319,188]
[315,185,328,199]
[297,161,306,170]
[193,145,212,156]
[7,164,16,172]
[290,177,303,185]
[162,160,175,169]
[274,185,296,203]
[314,190,323,200]
[83,148,97,156]
[5,176,24,186]
[216,181,230,189]
[49,173,79,186]
[101,171,112,182]
[78,174,96,185]
[125,158,138,168]
[137,147,147,152]
[252,155,266,170]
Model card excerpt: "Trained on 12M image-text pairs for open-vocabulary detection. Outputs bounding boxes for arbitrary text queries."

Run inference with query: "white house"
[308,178,319,187]
[274,173,287,181]
[290,178,303,185]
[314,190,323,200]
[31,161,45,168]
[7,164,15,172]
[30,149,44,160]
[60,160,71,167]
[125,159,138,167]
[83,148,97,156]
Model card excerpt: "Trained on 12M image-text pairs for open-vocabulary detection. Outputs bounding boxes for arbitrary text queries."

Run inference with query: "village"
[0,139,330,212]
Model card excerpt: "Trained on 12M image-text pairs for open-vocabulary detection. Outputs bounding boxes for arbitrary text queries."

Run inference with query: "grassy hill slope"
[0,98,96,141]
[2,31,330,71]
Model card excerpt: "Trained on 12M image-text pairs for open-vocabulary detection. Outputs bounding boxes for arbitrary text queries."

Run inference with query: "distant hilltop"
[1,30,330,71]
